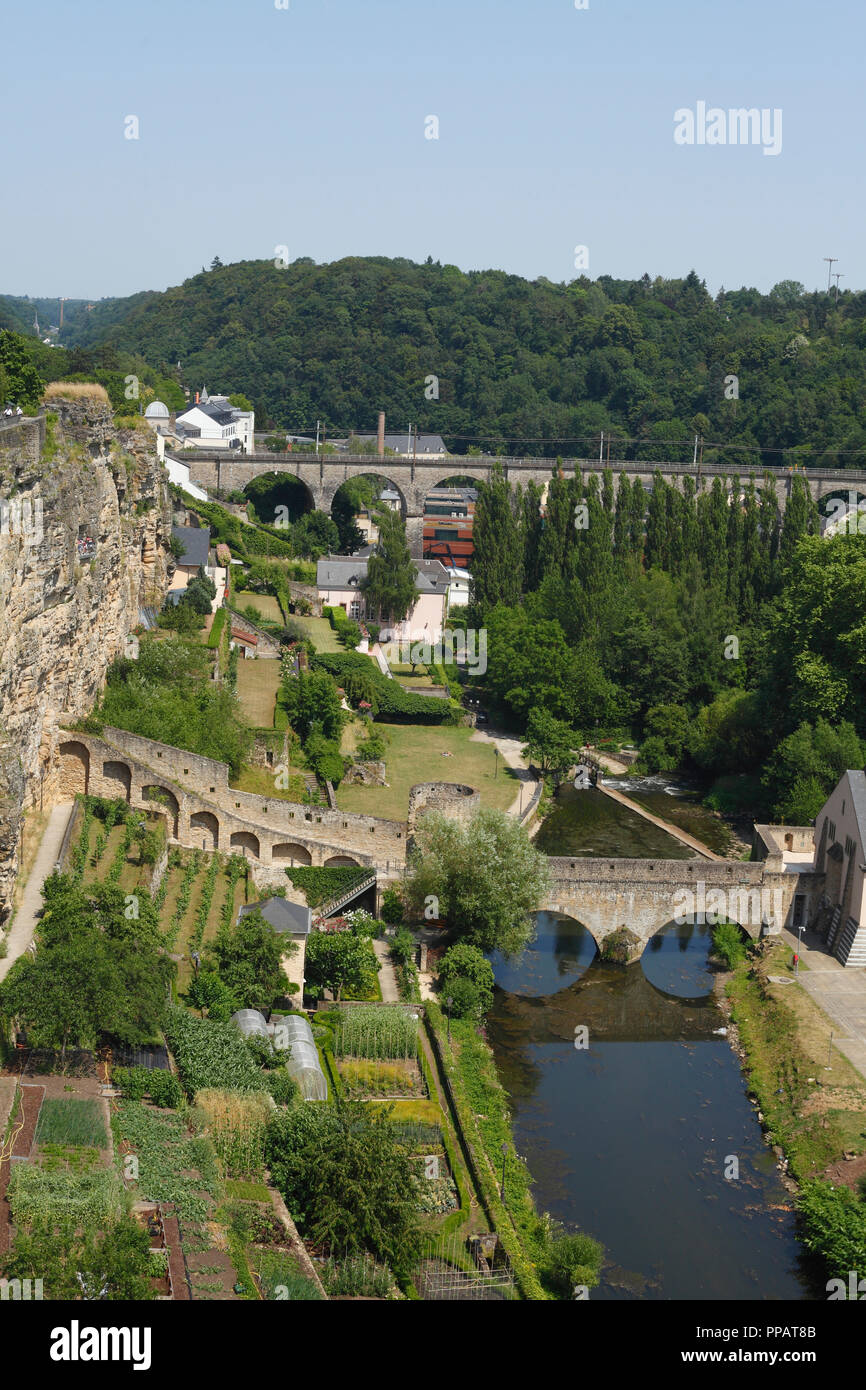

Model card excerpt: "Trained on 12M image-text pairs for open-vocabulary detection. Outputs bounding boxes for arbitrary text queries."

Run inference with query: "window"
[829,820,836,841]
[846,836,856,858]
[793,895,805,927]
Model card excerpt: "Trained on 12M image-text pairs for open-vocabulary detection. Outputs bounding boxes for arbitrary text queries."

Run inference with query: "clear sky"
[1,0,861,299]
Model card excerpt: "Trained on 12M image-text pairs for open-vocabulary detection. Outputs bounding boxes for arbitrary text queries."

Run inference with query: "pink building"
[316,554,449,643]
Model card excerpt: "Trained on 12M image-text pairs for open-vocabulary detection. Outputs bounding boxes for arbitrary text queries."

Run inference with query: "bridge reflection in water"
[486,913,811,1301]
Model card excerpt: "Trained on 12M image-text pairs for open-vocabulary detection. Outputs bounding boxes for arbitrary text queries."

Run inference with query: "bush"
[797,1180,866,1282]
[712,921,749,969]
[443,976,480,1019]
[543,1231,604,1297]
[389,927,415,966]
[265,1070,298,1106]
[147,1071,183,1109]
[381,887,404,924]
[438,942,495,1013]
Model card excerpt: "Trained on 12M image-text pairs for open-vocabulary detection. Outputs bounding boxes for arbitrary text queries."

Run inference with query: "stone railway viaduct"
[54,726,820,961]
[181,448,866,555]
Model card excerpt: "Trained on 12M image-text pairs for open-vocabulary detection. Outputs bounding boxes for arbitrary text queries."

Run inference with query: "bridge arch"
[102,760,132,802]
[241,469,315,524]
[271,842,312,865]
[57,741,90,797]
[324,470,409,523]
[230,831,260,859]
[324,854,359,867]
[190,810,220,850]
[141,785,179,838]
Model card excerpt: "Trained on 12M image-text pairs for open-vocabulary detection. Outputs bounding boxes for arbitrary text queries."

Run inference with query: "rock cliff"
[0,395,172,925]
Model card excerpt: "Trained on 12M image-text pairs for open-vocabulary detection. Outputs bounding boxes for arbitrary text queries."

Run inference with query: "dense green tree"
[406,807,550,956]
[304,931,379,1001]
[362,508,417,624]
[521,708,579,774]
[470,463,523,614]
[265,1104,420,1271]
[204,907,291,1013]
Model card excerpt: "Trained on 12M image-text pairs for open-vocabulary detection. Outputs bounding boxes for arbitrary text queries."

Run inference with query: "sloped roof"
[239,896,312,936]
[846,770,866,846]
[316,554,449,593]
[171,524,211,569]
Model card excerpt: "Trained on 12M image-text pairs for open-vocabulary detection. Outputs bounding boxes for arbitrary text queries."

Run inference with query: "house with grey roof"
[316,553,449,643]
[813,771,866,965]
[170,524,211,589]
[174,388,255,453]
[238,896,312,995]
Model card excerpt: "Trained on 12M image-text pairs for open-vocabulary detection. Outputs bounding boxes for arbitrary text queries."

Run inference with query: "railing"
[314,871,377,921]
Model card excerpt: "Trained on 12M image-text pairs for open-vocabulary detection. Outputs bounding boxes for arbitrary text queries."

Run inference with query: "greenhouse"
[230,1009,270,1042]
[271,1014,328,1102]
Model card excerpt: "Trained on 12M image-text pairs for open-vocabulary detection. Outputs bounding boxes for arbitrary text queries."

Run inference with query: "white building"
[445,566,471,610]
[175,389,255,453]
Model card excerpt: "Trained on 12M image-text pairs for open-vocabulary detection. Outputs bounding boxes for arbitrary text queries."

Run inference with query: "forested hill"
[37,257,866,464]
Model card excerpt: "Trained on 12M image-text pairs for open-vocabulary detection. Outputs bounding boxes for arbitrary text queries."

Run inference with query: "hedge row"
[424,1003,548,1301]
[207,607,228,648]
[313,651,459,724]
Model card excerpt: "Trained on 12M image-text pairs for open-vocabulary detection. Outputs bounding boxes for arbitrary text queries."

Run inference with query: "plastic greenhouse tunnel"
[272,1014,328,1102]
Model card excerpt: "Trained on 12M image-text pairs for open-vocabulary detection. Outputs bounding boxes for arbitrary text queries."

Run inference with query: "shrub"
[543,1231,604,1297]
[265,1070,298,1106]
[443,976,480,1019]
[797,1181,866,1282]
[599,926,641,964]
[147,1070,183,1109]
[381,887,404,924]
[712,921,749,969]
[438,942,495,1013]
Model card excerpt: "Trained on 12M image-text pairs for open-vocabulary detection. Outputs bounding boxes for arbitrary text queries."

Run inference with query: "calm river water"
[486,781,811,1300]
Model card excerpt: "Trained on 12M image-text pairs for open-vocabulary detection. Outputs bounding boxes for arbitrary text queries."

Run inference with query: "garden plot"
[333,1005,427,1099]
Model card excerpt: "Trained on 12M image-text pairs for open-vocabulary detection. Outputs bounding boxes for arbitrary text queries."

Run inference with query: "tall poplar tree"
[470,463,523,615]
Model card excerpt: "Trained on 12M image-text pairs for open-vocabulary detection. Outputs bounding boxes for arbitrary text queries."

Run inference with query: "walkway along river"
[487,781,811,1300]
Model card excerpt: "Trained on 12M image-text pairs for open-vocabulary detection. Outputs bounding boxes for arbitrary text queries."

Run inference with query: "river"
[486,780,811,1300]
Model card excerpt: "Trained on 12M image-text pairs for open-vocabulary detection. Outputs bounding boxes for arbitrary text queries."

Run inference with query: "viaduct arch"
[181,449,866,556]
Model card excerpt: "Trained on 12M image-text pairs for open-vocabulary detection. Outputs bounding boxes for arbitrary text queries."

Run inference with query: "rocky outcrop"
[0,398,172,923]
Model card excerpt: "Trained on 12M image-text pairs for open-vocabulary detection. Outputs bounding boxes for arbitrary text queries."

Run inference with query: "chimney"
[195,390,200,404]
[377,411,385,458]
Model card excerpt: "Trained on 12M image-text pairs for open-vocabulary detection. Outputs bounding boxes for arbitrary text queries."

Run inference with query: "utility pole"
[315,420,320,455]
[833,272,844,305]
[599,431,604,464]
[823,257,838,291]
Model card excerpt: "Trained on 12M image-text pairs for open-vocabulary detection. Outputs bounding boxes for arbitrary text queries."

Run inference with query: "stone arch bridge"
[545,856,824,963]
[180,449,866,555]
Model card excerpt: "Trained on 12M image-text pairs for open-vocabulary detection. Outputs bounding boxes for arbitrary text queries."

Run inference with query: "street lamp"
[500,1142,508,1200]
[494,748,499,779]
[446,996,453,1045]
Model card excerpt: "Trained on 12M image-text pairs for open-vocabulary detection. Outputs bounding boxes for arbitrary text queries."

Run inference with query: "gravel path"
[0,802,74,984]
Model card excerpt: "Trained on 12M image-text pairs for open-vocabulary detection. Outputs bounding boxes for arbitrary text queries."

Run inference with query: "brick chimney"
[377,411,385,457]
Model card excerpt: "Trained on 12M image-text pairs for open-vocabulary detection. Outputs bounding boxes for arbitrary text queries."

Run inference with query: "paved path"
[0,802,74,984]
[781,925,866,1080]
[373,937,400,1002]
[468,727,535,818]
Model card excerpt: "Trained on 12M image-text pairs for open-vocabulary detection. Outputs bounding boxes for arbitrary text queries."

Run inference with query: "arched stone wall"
[141,785,180,838]
[57,741,90,797]
[102,760,132,802]
[190,810,219,850]
[231,831,261,859]
[272,842,313,865]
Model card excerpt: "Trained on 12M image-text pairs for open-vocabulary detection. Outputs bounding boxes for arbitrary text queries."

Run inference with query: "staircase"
[313,872,377,924]
[833,916,866,968]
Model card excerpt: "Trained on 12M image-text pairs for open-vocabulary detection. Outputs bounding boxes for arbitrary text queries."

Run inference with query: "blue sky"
[1,0,861,298]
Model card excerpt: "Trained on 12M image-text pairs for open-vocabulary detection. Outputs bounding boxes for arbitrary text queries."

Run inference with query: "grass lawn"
[235,658,282,728]
[231,763,309,804]
[291,616,346,654]
[336,723,519,820]
[388,662,434,687]
[236,593,284,624]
